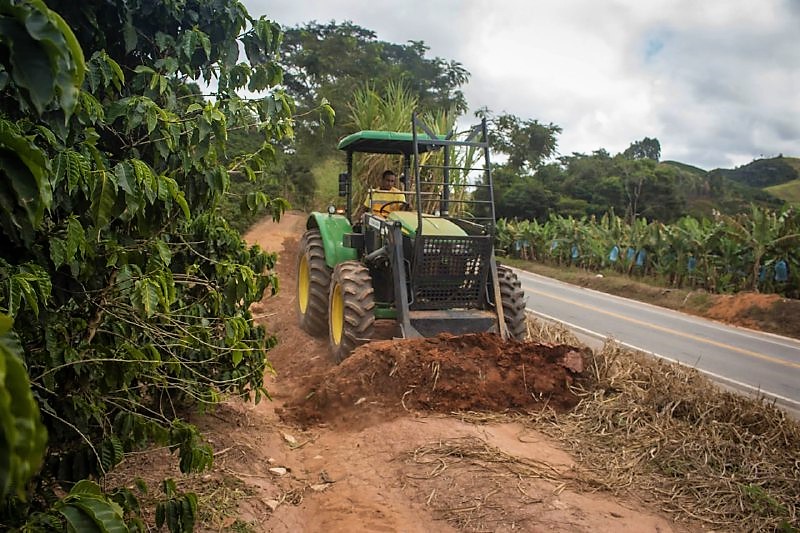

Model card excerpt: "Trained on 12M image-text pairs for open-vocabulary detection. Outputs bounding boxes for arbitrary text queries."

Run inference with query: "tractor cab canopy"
[337,130,446,155]
[334,116,496,233]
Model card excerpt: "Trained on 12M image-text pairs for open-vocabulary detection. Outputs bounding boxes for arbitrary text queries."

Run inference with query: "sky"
[242,0,800,171]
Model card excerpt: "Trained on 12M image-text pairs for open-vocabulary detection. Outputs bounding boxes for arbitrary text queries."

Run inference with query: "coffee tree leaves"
[131,277,161,318]
[156,480,197,533]
[56,480,128,533]
[89,169,118,231]
[50,215,87,268]
[0,0,84,117]
[86,51,124,93]
[0,260,51,318]
[1,0,293,527]
[0,314,48,500]
[54,149,90,193]
[0,118,50,234]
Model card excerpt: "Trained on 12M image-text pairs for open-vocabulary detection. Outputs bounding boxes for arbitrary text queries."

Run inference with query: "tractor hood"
[387,211,467,238]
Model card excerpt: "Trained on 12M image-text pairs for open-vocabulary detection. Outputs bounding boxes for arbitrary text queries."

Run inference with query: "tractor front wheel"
[498,265,527,340]
[297,230,331,337]
[328,261,375,362]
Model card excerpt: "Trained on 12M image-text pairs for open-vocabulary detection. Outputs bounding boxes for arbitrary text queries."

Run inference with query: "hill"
[661,159,785,218]
[766,179,800,204]
[710,156,800,188]
[661,160,707,176]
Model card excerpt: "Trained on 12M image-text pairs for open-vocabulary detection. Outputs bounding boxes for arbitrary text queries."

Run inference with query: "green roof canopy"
[337,130,446,155]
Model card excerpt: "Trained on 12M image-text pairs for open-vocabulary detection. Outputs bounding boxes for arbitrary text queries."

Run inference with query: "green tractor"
[296,113,527,361]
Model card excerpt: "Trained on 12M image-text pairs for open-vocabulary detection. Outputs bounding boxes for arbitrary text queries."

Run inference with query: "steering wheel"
[378,201,410,215]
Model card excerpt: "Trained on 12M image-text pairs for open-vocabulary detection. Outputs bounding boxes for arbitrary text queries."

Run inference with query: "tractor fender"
[306,212,358,268]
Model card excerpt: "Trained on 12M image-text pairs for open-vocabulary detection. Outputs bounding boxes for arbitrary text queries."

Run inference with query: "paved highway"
[514,269,800,413]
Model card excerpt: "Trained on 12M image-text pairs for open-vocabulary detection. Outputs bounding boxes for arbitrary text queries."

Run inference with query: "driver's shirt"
[365,187,406,214]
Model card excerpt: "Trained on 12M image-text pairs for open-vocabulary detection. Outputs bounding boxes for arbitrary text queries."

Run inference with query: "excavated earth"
[112,212,692,532]
[281,332,587,428]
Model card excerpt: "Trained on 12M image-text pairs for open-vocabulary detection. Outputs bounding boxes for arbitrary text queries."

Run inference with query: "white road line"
[527,308,800,411]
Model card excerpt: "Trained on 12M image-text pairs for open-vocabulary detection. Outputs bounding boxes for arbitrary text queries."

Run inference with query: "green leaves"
[0,118,50,243]
[497,207,800,295]
[56,480,128,533]
[0,314,48,500]
[156,479,197,533]
[132,277,161,318]
[0,0,84,117]
[105,95,168,135]
[89,170,117,232]
[85,50,124,93]
[1,1,291,527]
[1,262,51,318]
[54,149,91,193]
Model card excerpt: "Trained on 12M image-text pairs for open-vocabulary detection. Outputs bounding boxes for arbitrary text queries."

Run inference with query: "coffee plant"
[0,0,318,529]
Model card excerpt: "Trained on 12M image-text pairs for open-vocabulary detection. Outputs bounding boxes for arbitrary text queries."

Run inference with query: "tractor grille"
[410,235,493,310]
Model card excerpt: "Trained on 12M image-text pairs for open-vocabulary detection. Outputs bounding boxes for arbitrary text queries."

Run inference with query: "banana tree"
[723,206,800,291]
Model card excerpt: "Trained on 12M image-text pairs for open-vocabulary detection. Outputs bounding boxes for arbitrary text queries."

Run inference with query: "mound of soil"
[283,332,587,427]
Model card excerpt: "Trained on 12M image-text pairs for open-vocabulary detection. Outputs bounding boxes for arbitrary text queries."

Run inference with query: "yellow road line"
[528,287,800,370]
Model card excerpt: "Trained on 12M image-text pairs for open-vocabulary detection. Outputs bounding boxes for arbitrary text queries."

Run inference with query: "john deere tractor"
[296,113,527,361]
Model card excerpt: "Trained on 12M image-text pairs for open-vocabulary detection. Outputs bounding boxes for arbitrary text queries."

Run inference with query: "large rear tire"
[328,261,375,362]
[498,265,527,340]
[297,230,331,337]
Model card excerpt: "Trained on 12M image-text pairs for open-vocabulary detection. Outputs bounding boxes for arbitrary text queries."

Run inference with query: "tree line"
[234,20,787,225]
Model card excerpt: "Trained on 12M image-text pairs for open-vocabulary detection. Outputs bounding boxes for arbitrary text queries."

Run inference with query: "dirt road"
[120,212,688,531]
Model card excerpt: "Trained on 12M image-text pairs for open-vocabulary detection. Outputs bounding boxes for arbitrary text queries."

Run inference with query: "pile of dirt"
[282,332,587,427]
[705,291,800,337]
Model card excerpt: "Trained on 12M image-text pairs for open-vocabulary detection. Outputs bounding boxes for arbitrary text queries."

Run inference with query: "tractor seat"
[387,211,467,238]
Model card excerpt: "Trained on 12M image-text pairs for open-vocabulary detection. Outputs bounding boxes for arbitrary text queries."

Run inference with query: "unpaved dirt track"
[207,211,686,532]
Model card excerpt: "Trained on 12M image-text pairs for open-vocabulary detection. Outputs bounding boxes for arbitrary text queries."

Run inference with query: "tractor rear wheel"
[498,265,527,340]
[297,230,331,337]
[328,261,375,362]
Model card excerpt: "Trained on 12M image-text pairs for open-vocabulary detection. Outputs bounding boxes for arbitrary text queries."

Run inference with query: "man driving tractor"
[364,169,406,215]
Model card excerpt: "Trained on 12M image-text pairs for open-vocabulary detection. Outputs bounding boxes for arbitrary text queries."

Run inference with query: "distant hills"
[711,156,800,189]
[660,156,799,218]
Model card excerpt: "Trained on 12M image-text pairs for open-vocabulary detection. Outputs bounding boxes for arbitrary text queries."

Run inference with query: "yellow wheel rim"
[298,256,309,314]
[330,283,343,345]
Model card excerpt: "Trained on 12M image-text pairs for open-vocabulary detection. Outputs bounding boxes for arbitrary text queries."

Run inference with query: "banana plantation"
[495,206,800,297]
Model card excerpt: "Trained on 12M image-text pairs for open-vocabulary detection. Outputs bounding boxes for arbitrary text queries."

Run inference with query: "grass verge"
[526,316,799,531]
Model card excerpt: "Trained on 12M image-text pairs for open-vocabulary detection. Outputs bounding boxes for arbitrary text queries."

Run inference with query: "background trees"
[230,17,794,226]
[278,21,468,153]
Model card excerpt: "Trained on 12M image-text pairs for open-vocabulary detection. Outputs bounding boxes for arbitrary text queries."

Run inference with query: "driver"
[365,169,406,215]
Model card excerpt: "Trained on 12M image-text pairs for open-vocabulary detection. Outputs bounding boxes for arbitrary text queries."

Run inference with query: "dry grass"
[404,436,568,530]
[525,316,800,531]
[524,312,583,346]
[408,436,564,484]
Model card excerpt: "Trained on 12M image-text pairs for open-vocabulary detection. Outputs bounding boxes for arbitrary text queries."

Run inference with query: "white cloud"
[243,0,800,170]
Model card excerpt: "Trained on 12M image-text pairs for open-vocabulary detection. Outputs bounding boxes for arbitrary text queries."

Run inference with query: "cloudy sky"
[242,0,799,170]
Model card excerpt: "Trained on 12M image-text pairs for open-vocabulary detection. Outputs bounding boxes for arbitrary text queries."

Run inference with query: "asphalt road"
[514,269,800,414]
